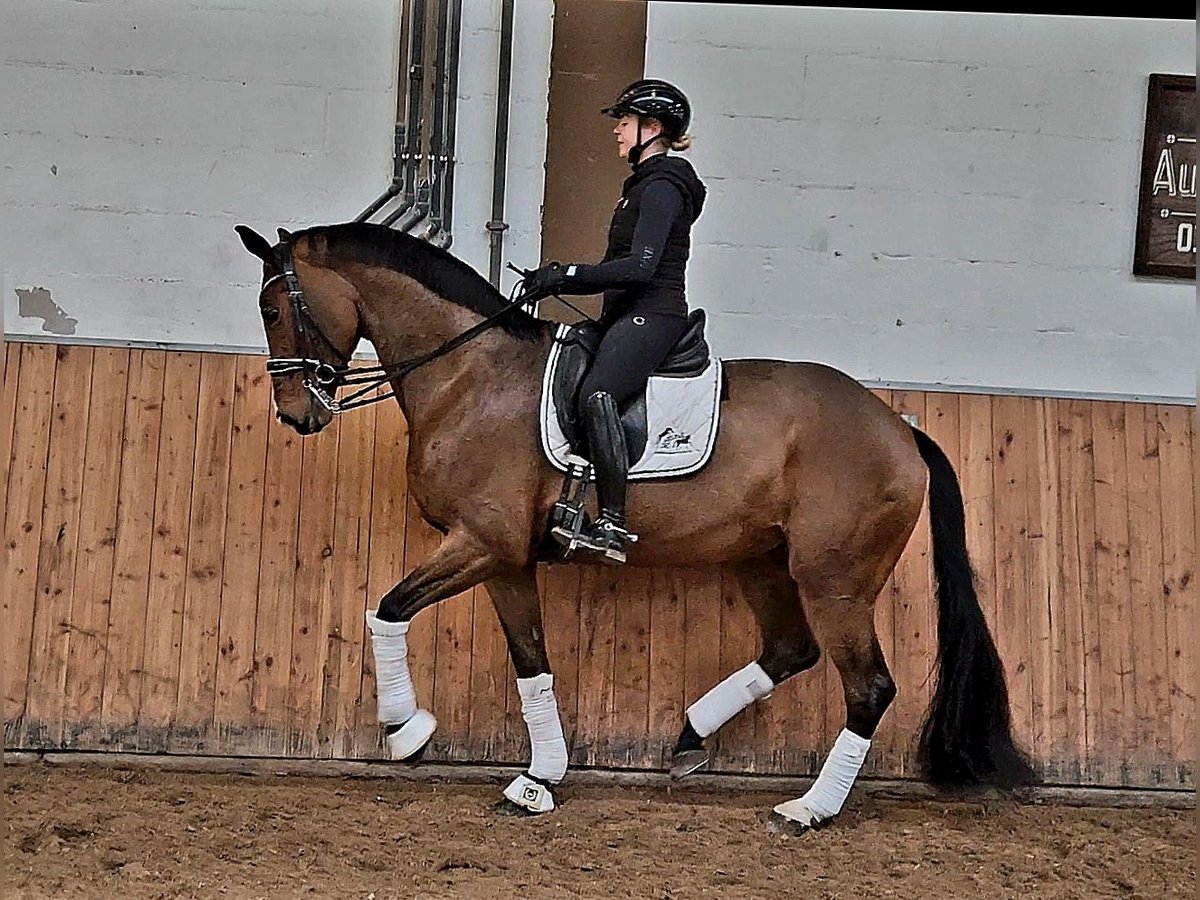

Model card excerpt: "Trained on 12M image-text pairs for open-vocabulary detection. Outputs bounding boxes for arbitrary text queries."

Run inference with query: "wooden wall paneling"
[1050,400,1091,783]
[3,344,57,744]
[990,395,1037,766]
[431,588,475,761]
[647,569,687,770]
[250,404,304,755]
[469,581,515,763]
[1123,402,1170,783]
[575,565,618,765]
[862,390,895,778]
[1090,401,1136,785]
[316,399,377,758]
[100,350,167,747]
[213,356,271,752]
[287,419,342,756]
[610,569,654,767]
[539,565,583,766]
[714,572,759,772]
[680,566,724,772]
[1157,404,1195,785]
[136,352,201,751]
[1,343,20,529]
[356,402,410,759]
[61,348,130,748]
[888,391,934,777]
[1024,398,1055,775]
[171,353,237,752]
[22,346,93,747]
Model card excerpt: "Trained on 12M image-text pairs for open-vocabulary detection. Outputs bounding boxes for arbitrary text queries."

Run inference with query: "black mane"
[294,222,545,340]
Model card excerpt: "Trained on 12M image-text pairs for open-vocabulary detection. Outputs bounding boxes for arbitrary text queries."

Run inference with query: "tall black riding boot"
[575,390,638,564]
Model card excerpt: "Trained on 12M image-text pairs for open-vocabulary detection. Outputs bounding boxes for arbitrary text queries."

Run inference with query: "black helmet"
[601,79,691,138]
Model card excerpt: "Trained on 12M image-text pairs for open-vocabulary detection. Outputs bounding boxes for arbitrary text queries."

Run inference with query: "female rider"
[522,79,707,564]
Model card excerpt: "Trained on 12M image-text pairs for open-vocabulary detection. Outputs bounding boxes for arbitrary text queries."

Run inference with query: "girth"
[551,309,712,464]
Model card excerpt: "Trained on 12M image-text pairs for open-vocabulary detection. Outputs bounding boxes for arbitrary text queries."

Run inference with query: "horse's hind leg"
[671,546,821,779]
[486,566,570,817]
[767,559,898,836]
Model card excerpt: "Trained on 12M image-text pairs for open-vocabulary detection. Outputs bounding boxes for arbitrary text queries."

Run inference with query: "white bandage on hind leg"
[686,662,775,738]
[517,672,568,784]
[366,611,418,724]
[774,728,872,824]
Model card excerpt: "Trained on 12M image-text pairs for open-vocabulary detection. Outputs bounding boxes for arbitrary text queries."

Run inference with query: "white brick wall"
[647,5,1195,401]
[2,0,552,351]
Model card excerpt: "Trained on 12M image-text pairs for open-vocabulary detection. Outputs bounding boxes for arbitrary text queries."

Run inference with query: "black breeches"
[576,311,689,417]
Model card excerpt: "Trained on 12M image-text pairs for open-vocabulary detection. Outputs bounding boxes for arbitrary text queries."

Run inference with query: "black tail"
[910,426,1038,789]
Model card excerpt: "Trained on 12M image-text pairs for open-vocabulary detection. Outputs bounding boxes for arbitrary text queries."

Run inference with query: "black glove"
[522,261,569,300]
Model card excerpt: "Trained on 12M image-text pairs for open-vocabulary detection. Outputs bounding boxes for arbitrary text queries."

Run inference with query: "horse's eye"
[261,305,281,325]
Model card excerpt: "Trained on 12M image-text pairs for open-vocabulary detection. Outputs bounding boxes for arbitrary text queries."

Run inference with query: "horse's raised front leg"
[486,566,570,816]
[671,549,821,779]
[366,528,501,760]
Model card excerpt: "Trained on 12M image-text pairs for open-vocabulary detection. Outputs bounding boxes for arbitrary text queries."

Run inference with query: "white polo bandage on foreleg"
[366,611,418,725]
[774,728,872,825]
[686,661,775,738]
[517,672,568,784]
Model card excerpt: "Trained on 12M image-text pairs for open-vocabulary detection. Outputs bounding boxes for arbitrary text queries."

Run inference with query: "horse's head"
[235,225,362,435]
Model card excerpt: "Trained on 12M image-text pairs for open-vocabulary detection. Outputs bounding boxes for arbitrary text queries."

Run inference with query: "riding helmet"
[601,79,691,138]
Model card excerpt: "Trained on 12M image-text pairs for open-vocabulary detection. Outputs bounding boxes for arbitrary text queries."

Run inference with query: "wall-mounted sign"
[1134,74,1196,279]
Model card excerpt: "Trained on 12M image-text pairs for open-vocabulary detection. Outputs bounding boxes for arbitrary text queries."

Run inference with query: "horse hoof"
[670,749,711,780]
[494,798,538,818]
[765,810,812,837]
[385,709,437,761]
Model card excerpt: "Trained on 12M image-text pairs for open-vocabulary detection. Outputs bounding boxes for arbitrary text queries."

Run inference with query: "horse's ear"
[277,227,294,243]
[235,225,275,265]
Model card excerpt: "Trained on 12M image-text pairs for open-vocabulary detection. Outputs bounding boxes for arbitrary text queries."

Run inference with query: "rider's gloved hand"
[522,261,569,300]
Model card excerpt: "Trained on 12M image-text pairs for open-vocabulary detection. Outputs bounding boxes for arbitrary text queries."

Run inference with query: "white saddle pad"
[539,323,723,480]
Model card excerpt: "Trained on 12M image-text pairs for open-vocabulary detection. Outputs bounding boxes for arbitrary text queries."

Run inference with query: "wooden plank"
[21,346,93,747]
[431,589,475,761]
[1024,398,1054,774]
[1123,403,1170,784]
[61,348,130,748]
[101,350,167,748]
[540,564,582,767]
[358,402,409,758]
[990,395,1036,766]
[887,391,933,777]
[3,344,57,744]
[136,352,201,751]
[468,582,515,762]
[574,565,617,766]
[609,568,653,767]
[172,352,238,752]
[1090,400,1135,785]
[1,342,21,528]
[1052,399,1095,784]
[287,416,341,756]
[212,357,271,752]
[714,569,759,772]
[647,568,687,770]
[251,401,304,756]
[1156,404,1195,786]
[316,393,376,759]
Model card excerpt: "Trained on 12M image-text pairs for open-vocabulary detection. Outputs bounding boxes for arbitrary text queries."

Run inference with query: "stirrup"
[573,516,638,564]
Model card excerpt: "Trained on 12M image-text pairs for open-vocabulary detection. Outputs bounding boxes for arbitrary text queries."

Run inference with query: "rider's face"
[613,114,662,159]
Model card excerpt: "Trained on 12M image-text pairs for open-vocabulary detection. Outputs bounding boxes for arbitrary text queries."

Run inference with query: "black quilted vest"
[600,154,707,324]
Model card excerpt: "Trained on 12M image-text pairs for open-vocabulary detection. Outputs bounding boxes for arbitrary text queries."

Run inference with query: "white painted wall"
[1,0,552,352]
[646,6,1195,401]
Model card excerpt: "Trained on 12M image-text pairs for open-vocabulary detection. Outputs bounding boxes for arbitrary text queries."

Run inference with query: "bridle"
[261,241,535,415]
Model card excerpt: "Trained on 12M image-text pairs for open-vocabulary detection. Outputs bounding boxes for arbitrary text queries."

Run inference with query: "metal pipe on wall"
[486,0,515,287]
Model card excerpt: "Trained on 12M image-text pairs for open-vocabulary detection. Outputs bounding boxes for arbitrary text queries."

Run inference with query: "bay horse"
[235,222,1034,832]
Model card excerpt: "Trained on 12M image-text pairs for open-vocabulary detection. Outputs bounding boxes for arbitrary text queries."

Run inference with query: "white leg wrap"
[366,610,437,759]
[686,661,775,738]
[517,672,568,784]
[774,728,871,825]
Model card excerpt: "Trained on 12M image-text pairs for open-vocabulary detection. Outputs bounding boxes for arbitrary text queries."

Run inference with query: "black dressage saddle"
[550,308,711,464]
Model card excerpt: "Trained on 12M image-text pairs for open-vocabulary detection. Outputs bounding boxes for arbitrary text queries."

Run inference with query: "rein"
[263,244,535,415]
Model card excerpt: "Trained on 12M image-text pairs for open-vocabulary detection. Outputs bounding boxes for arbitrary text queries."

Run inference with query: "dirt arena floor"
[5,762,1194,899]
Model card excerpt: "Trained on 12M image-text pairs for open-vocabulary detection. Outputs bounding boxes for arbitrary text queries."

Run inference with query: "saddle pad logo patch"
[656,427,693,453]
